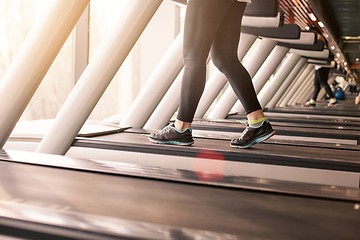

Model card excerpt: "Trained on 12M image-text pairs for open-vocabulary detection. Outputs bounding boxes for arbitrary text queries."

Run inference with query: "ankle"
[175,119,192,130]
[247,109,265,123]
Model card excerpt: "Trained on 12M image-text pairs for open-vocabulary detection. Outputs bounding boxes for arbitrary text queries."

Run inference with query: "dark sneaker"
[304,101,316,107]
[327,100,337,107]
[231,120,275,149]
[149,123,194,146]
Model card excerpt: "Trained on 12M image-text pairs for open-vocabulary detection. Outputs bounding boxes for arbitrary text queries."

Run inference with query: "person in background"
[304,64,338,108]
[149,0,275,148]
[305,28,337,108]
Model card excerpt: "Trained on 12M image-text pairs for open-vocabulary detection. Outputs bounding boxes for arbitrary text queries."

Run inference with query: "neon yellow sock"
[249,117,267,128]
[249,117,267,124]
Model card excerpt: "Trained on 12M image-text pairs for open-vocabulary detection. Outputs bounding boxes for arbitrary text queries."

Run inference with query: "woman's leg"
[209,1,264,124]
[176,0,235,127]
[207,1,275,148]
[210,1,263,118]
[311,69,322,101]
[150,0,236,144]
[317,67,335,99]
[150,0,275,147]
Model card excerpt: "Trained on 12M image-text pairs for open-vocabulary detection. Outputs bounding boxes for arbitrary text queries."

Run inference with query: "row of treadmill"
[1,0,360,239]
[1,92,359,240]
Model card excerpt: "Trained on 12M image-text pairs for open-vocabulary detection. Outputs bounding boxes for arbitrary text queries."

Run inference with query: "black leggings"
[177,0,262,122]
[312,67,335,100]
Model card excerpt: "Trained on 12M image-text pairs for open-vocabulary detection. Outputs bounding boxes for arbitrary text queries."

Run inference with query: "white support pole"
[0,0,89,148]
[287,68,314,105]
[297,74,315,104]
[294,72,315,104]
[208,38,277,120]
[193,71,229,118]
[278,64,314,107]
[73,4,90,84]
[144,69,184,130]
[194,33,257,118]
[266,57,307,109]
[252,46,290,94]
[36,0,163,155]
[232,45,289,113]
[257,53,301,108]
[289,72,314,105]
[275,63,308,107]
[120,31,183,128]
[292,73,313,105]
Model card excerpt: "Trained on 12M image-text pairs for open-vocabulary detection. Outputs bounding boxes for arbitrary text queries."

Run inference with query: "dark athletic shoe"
[304,101,316,107]
[149,123,194,146]
[327,100,338,108]
[231,120,275,149]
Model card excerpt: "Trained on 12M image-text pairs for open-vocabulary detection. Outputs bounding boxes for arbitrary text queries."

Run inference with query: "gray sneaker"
[149,123,194,146]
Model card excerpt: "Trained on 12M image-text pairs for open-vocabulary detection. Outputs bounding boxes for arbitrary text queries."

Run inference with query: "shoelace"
[237,120,249,140]
[160,124,172,134]
[238,125,250,140]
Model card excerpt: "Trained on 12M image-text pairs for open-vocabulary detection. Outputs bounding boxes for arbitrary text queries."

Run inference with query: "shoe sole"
[148,137,194,146]
[230,130,276,149]
[326,104,337,108]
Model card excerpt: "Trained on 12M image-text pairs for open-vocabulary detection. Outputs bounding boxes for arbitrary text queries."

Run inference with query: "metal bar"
[295,72,315,104]
[0,0,90,148]
[290,71,315,105]
[208,38,277,120]
[287,68,314,105]
[276,63,309,107]
[278,63,314,107]
[73,4,90,84]
[144,69,184,130]
[257,53,301,108]
[286,65,315,105]
[36,0,163,155]
[297,72,316,104]
[266,57,307,108]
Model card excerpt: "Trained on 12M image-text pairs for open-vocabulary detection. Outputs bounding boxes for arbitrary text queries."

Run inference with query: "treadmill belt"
[0,160,359,239]
[191,121,360,142]
[74,132,360,172]
[267,106,360,117]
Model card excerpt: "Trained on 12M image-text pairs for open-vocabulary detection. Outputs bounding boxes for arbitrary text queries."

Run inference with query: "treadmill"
[6,114,360,188]
[0,149,360,239]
